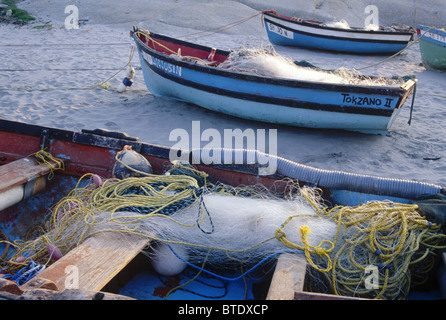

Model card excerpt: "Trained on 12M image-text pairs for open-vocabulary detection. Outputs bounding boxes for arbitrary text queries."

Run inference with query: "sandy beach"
[0,0,445,186]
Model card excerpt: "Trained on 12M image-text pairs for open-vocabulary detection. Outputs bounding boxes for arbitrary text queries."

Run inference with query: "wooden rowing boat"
[262,11,414,54]
[0,119,445,301]
[417,25,446,71]
[131,27,417,135]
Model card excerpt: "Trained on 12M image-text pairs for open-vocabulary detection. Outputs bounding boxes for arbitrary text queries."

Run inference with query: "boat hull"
[417,25,446,70]
[263,11,413,54]
[132,29,416,135]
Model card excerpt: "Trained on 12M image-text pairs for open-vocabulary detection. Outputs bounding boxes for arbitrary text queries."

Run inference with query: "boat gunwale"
[1,118,445,200]
[132,29,413,96]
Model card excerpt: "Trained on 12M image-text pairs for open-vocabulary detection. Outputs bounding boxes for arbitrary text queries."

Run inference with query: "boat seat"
[21,232,151,293]
[0,157,58,211]
[266,253,307,300]
[267,253,366,300]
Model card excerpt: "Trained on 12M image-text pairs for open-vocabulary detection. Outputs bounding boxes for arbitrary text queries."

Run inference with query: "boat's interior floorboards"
[20,233,151,292]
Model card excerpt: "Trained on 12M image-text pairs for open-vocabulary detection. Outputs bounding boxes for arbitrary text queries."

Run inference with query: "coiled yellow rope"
[327,202,446,299]
[29,149,65,179]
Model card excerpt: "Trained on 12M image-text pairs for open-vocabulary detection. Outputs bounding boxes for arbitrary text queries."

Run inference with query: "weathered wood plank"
[18,288,135,300]
[266,253,307,300]
[0,157,51,193]
[0,278,24,296]
[21,232,150,292]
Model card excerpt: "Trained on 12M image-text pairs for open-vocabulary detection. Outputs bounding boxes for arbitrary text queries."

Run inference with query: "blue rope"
[196,193,214,234]
[152,225,304,282]
[2,261,45,286]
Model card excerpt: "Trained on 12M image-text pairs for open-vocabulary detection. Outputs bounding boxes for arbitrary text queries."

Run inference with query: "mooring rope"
[355,26,437,71]
[177,11,265,40]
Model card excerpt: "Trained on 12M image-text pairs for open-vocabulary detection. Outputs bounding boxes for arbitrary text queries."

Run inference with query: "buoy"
[15,256,27,263]
[47,244,63,261]
[150,243,189,276]
[117,66,135,93]
[91,174,102,187]
[112,145,153,179]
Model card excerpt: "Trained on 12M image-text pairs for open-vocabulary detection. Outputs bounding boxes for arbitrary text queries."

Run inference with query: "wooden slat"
[266,253,307,300]
[21,233,151,292]
[0,157,51,193]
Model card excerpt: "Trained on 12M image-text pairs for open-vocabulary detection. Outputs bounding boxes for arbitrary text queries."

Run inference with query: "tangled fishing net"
[1,158,445,299]
[218,47,405,87]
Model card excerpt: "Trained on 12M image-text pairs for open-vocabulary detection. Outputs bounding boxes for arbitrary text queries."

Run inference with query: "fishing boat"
[0,119,445,301]
[262,11,414,54]
[417,25,446,71]
[131,27,417,136]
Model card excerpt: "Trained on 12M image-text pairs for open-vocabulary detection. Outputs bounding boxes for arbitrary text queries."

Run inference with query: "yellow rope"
[28,149,65,179]
[136,30,215,66]
[95,44,136,90]
[327,201,446,299]
[275,215,334,273]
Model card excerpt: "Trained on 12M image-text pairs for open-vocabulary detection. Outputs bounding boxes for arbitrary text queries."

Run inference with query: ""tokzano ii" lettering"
[341,93,394,108]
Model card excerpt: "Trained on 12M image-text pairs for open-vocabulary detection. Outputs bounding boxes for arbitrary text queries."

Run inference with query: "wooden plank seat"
[21,232,151,293]
[267,253,367,300]
[0,157,59,211]
[1,277,134,300]
[266,253,307,300]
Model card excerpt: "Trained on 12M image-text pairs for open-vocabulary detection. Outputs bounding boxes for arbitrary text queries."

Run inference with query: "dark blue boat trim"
[263,17,410,45]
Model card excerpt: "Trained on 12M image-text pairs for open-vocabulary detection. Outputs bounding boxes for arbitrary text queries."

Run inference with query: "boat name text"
[423,31,446,45]
[266,22,293,39]
[341,93,394,108]
[142,51,182,77]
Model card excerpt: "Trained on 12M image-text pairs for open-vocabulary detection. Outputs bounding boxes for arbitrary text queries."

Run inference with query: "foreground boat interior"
[0,119,445,301]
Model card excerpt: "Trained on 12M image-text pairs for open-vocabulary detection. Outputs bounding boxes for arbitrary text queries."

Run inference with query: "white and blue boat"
[131,27,417,135]
[262,11,414,54]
